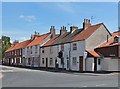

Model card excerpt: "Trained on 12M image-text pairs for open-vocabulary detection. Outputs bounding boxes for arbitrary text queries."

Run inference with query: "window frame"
[72,57,77,66]
[73,43,77,50]
[49,58,53,66]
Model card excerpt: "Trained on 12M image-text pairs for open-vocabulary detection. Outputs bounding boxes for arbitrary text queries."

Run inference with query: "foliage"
[0,36,11,59]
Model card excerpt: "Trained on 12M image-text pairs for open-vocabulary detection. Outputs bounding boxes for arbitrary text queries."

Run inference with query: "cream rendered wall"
[86,58,94,71]
[25,34,52,67]
[70,40,85,71]
[86,25,111,50]
[101,58,119,71]
[40,45,58,68]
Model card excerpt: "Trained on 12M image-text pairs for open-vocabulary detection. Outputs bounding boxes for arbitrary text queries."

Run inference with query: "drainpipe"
[38,46,41,68]
[69,42,71,71]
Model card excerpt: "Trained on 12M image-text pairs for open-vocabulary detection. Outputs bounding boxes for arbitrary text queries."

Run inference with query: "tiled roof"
[97,31,120,48]
[5,45,16,52]
[53,29,82,45]
[27,33,50,47]
[43,35,59,47]
[6,40,31,52]
[112,31,120,37]
[87,50,101,57]
[72,23,103,41]
[53,32,70,44]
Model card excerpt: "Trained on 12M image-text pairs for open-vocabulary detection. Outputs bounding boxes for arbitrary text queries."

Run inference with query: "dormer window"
[114,36,119,43]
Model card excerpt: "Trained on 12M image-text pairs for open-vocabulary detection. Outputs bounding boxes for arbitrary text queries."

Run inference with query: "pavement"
[1,65,119,87]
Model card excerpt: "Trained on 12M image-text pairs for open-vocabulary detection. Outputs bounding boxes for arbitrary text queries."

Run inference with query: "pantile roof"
[72,23,103,42]
[53,29,82,45]
[97,31,120,48]
[27,33,50,47]
[6,40,31,52]
[43,35,59,47]
[87,50,101,57]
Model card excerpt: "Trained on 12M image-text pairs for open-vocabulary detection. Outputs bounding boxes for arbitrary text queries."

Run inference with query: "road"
[1,65,119,87]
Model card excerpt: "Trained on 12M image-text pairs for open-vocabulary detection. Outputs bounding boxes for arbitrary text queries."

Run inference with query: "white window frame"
[72,57,77,66]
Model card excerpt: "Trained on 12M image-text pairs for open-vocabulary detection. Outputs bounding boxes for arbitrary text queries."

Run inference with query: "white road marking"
[82,86,88,87]
[95,84,105,86]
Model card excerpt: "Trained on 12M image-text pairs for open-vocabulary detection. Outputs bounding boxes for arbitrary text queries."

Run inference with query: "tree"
[0,36,11,60]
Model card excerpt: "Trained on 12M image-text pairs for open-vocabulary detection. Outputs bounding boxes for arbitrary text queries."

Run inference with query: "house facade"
[23,26,56,67]
[5,19,119,72]
[5,40,31,66]
[40,19,112,72]
[94,31,120,71]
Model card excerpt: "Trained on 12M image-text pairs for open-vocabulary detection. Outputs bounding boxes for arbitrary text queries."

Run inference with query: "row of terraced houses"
[4,19,120,72]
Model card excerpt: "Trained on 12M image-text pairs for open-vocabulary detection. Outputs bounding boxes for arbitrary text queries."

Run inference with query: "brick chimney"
[50,26,56,38]
[31,31,40,40]
[60,26,67,35]
[12,40,19,46]
[70,26,78,33]
[83,19,91,30]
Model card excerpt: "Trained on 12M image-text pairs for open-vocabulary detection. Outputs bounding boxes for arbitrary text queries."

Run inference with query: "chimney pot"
[60,26,67,35]
[83,19,91,30]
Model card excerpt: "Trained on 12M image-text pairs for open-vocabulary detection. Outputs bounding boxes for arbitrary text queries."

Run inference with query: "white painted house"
[23,26,56,67]
[40,19,112,72]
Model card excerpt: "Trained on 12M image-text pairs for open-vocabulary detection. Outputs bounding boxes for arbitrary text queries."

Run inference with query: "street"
[1,65,119,87]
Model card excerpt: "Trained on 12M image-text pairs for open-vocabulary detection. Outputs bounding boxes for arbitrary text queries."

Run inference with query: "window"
[49,58,53,65]
[28,58,31,65]
[42,48,44,53]
[23,48,25,54]
[114,36,119,43]
[98,59,100,65]
[20,49,22,55]
[61,44,64,51]
[12,51,14,55]
[42,58,44,64]
[15,51,16,55]
[73,43,77,50]
[72,57,77,66]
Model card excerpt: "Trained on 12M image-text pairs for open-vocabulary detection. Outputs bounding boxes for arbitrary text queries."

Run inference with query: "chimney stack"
[60,26,67,35]
[31,31,40,40]
[12,40,19,46]
[83,19,91,30]
[70,26,78,33]
[50,26,56,38]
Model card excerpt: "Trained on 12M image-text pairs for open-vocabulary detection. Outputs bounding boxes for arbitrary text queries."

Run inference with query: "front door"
[46,58,48,68]
[79,56,83,72]
[94,57,97,72]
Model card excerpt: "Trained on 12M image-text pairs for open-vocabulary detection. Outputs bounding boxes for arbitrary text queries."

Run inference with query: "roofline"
[41,39,85,48]
[27,32,51,47]
[95,43,119,49]
[101,23,112,36]
[5,40,31,52]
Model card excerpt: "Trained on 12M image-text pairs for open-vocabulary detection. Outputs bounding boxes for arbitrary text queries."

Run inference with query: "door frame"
[46,58,48,68]
[94,57,97,72]
[79,56,83,72]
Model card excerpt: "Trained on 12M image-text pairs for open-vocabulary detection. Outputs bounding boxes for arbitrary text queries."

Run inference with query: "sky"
[2,2,118,42]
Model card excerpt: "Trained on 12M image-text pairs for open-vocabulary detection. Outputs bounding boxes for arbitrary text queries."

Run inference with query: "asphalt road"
[1,65,119,87]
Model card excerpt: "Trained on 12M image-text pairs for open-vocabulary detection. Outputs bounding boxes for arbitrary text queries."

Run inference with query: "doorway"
[94,57,97,72]
[46,58,48,68]
[79,56,83,72]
